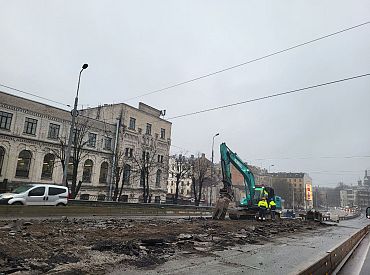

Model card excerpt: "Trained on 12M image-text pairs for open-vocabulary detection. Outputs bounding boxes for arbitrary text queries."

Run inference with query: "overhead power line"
[167,73,370,120]
[123,20,370,101]
[0,83,71,108]
[251,155,370,161]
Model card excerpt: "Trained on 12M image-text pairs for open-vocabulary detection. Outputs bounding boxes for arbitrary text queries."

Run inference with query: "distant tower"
[364,170,370,186]
[358,178,362,186]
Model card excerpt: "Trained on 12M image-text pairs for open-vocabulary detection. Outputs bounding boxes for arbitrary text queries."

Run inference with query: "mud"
[0,217,325,274]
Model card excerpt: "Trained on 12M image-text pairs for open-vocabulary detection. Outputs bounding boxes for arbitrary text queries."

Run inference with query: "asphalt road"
[112,215,370,275]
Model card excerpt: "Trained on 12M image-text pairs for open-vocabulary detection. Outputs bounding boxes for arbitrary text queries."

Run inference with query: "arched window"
[41,153,55,179]
[99,162,109,183]
[123,164,131,185]
[156,169,162,187]
[15,150,32,178]
[82,159,93,183]
[0,146,5,176]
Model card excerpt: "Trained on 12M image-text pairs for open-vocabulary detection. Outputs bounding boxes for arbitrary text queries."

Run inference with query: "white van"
[0,184,69,206]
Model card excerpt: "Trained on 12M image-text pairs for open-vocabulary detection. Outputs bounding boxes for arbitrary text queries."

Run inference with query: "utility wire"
[250,155,370,161]
[123,20,370,101]
[167,73,370,120]
[0,83,71,107]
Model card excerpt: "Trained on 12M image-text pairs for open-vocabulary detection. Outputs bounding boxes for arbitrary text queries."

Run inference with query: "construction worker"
[258,197,268,221]
[269,199,277,220]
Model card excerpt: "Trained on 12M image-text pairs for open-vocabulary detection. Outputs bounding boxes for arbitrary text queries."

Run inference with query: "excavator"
[213,143,282,220]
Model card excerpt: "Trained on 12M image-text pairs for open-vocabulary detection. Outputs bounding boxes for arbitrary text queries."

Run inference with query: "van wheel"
[11,202,23,206]
[56,203,66,207]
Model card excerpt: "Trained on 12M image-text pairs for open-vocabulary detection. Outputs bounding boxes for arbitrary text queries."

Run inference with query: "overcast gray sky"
[1,0,369,187]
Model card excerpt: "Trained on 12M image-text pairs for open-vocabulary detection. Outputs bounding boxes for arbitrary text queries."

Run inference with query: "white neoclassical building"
[0,91,116,198]
[0,91,172,202]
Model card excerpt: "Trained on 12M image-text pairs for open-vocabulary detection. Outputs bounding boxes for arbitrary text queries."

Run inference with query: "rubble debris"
[0,217,324,274]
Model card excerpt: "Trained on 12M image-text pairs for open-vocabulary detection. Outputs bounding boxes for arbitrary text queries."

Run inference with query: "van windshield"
[12,185,34,194]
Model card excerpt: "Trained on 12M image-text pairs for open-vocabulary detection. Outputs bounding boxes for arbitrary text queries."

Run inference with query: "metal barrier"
[298,225,369,275]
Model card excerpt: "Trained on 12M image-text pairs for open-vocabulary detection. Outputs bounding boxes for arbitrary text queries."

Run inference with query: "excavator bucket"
[212,197,231,220]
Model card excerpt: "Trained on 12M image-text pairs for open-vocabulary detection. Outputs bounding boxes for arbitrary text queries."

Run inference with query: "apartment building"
[0,91,115,197]
[81,102,172,203]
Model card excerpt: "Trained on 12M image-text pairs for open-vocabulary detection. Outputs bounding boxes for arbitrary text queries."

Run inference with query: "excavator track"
[228,208,258,220]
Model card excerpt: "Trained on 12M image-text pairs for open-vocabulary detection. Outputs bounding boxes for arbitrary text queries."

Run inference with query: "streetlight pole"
[62,64,89,187]
[210,133,219,206]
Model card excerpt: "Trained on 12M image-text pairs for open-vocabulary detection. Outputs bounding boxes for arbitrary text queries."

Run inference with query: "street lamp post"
[62,64,89,187]
[210,133,219,205]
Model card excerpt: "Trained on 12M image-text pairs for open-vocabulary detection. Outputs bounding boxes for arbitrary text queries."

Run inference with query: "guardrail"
[0,202,214,218]
[297,225,369,275]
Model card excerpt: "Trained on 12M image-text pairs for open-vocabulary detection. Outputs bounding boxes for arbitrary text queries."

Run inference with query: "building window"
[23,117,37,135]
[82,159,93,182]
[99,162,109,183]
[123,164,131,185]
[104,137,112,150]
[66,157,74,181]
[160,128,165,139]
[41,153,55,179]
[119,195,129,202]
[0,111,13,130]
[87,133,97,147]
[125,148,133,158]
[156,169,162,187]
[129,117,136,130]
[157,155,164,163]
[48,123,60,140]
[0,146,5,175]
[140,170,145,186]
[15,150,32,178]
[146,123,152,135]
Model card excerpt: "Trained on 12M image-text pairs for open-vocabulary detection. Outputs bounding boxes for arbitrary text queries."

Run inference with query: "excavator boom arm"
[220,143,256,202]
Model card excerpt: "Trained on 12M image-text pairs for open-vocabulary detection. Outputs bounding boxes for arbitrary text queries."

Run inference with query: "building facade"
[0,91,172,203]
[167,155,193,199]
[269,172,313,210]
[81,102,172,203]
[0,91,116,198]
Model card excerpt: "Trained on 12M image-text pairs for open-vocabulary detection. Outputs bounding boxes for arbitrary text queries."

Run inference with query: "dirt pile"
[0,217,324,274]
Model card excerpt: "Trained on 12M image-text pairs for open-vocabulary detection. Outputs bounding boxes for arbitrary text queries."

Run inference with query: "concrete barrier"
[298,225,369,275]
[0,204,213,218]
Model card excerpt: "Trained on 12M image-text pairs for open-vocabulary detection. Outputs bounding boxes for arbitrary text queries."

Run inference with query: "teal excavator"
[213,143,282,220]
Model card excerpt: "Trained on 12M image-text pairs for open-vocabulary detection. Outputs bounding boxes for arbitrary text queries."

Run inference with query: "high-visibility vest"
[269,200,276,209]
[258,200,268,208]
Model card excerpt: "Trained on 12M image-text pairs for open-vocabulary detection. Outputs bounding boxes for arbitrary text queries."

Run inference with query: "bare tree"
[52,118,91,198]
[112,150,126,201]
[172,154,191,204]
[131,142,160,203]
[191,154,211,206]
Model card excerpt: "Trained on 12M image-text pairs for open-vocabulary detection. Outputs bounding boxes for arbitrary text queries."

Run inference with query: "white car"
[0,184,69,206]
